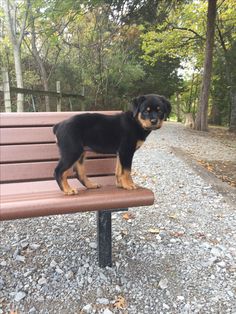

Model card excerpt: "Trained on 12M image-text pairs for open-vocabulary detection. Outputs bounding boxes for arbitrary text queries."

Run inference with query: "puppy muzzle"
[145,119,163,131]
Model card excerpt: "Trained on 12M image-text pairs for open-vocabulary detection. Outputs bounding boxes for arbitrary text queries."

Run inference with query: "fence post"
[2,67,12,112]
[56,81,62,112]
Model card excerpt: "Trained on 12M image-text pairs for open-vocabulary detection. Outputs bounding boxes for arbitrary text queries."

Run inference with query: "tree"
[194,0,217,131]
[215,0,236,132]
[140,0,236,129]
[228,43,236,132]
[3,0,29,111]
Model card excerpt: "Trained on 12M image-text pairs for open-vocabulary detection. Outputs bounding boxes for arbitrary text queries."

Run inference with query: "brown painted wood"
[0,127,55,144]
[0,111,154,222]
[1,177,115,197]
[0,144,115,163]
[1,143,59,162]
[0,158,116,183]
[0,111,121,127]
[0,183,154,220]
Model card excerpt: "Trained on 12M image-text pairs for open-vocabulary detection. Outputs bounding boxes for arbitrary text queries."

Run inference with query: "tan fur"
[156,119,163,129]
[74,154,101,189]
[137,113,164,130]
[137,113,153,129]
[115,156,122,187]
[116,166,137,190]
[136,140,144,150]
[61,170,78,195]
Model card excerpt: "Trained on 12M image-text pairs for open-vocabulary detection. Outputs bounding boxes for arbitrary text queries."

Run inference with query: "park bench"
[0,111,154,267]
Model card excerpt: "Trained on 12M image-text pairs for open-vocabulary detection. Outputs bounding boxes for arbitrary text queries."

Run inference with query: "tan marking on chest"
[136,140,144,150]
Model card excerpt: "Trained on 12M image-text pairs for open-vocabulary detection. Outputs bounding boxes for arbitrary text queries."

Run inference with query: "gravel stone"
[89,242,97,249]
[14,291,26,302]
[0,122,235,313]
[96,298,110,305]
[103,309,113,314]
[82,304,93,313]
[38,277,47,285]
[158,278,168,290]
[15,255,25,262]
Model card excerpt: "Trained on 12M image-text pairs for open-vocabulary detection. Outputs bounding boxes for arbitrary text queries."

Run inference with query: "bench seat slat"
[1,177,115,197]
[0,179,154,220]
[0,144,115,163]
[0,158,116,183]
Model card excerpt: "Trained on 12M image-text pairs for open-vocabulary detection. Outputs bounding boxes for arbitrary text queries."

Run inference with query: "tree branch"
[3,0,16,45]
[216,23,227,53]
[171,26,205,41]
[18,0,30,47]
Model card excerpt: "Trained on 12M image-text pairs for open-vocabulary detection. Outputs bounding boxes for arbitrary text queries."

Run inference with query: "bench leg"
[97,211,112,267]
[97,208,128,268]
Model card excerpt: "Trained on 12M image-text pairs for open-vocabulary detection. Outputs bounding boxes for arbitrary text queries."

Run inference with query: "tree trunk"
[30,13,50,111]
[13,44,24,112]
[229,90,236,132]
[41,65,50,112]
[3,0,29,112]
[2,67,12,112]
[194,0,217,131]
[176,92,181,122]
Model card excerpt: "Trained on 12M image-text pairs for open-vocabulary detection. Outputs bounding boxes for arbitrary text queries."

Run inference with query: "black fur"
[53,94,171,194]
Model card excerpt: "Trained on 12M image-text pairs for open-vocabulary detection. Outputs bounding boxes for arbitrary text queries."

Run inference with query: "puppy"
[53,94,171,195]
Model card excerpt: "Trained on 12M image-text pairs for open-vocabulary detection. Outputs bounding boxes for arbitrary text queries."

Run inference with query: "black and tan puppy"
[53,94,171,195]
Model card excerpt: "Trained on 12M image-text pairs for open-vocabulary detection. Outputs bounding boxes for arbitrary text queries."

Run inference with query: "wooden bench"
[0,112,154,267]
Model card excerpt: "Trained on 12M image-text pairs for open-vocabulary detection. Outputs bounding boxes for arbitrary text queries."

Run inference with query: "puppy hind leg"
[54,156,79,195]
[74,153,101,189]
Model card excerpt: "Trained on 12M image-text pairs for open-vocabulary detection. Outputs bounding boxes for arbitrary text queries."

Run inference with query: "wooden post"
[2,67,12,112]
[56,81,61,112]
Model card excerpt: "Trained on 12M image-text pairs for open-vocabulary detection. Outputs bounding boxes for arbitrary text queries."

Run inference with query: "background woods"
[0,0,236,131]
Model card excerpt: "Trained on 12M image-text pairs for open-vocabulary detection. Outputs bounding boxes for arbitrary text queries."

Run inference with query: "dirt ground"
[192,126,236,188]
[157,122,236,206]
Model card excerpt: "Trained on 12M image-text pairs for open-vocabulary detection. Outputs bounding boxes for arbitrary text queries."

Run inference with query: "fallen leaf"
[122,212,135,220]
[169,214,177,220]
[148,228,160,234]
[114,295,127,309]
[170,231,185,237]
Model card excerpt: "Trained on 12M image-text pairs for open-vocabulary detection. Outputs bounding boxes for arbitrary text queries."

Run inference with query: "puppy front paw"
[116,173,137,190]
[64,187,78,195]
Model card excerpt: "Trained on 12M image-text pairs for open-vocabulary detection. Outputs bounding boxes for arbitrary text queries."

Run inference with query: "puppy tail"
[53,123,60,144]
[53,123,59,135]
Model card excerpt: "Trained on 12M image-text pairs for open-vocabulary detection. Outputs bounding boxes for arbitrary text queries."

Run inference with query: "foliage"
[141,0,236,127]
[1,0,235,129]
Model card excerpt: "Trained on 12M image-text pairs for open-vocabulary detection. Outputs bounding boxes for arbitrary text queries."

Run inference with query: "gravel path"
[1,122,236,314]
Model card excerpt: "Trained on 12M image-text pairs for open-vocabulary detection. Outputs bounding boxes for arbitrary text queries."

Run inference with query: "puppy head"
[132,94,172,131]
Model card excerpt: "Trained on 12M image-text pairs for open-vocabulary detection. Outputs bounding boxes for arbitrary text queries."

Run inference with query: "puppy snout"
[151,118,157,125]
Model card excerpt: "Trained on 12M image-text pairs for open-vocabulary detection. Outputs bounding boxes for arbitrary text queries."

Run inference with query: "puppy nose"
[151,119,157,125]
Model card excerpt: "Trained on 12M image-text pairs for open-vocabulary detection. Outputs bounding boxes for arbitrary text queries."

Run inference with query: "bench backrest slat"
[1,127,55,144]
[0,111,118,127]
[1,144,114,163]
[0,158,116,183]
[0,111,120,184]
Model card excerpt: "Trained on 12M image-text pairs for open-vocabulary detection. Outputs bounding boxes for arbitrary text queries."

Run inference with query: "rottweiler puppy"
[53,94,171,195]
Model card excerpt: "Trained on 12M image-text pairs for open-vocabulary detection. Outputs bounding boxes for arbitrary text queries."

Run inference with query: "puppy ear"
[132,95,146,117]
[161,96,172,119]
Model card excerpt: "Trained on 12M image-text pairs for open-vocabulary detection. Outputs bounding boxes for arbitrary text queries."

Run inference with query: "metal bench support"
[97,208,128,267]
[97,211,112,267]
